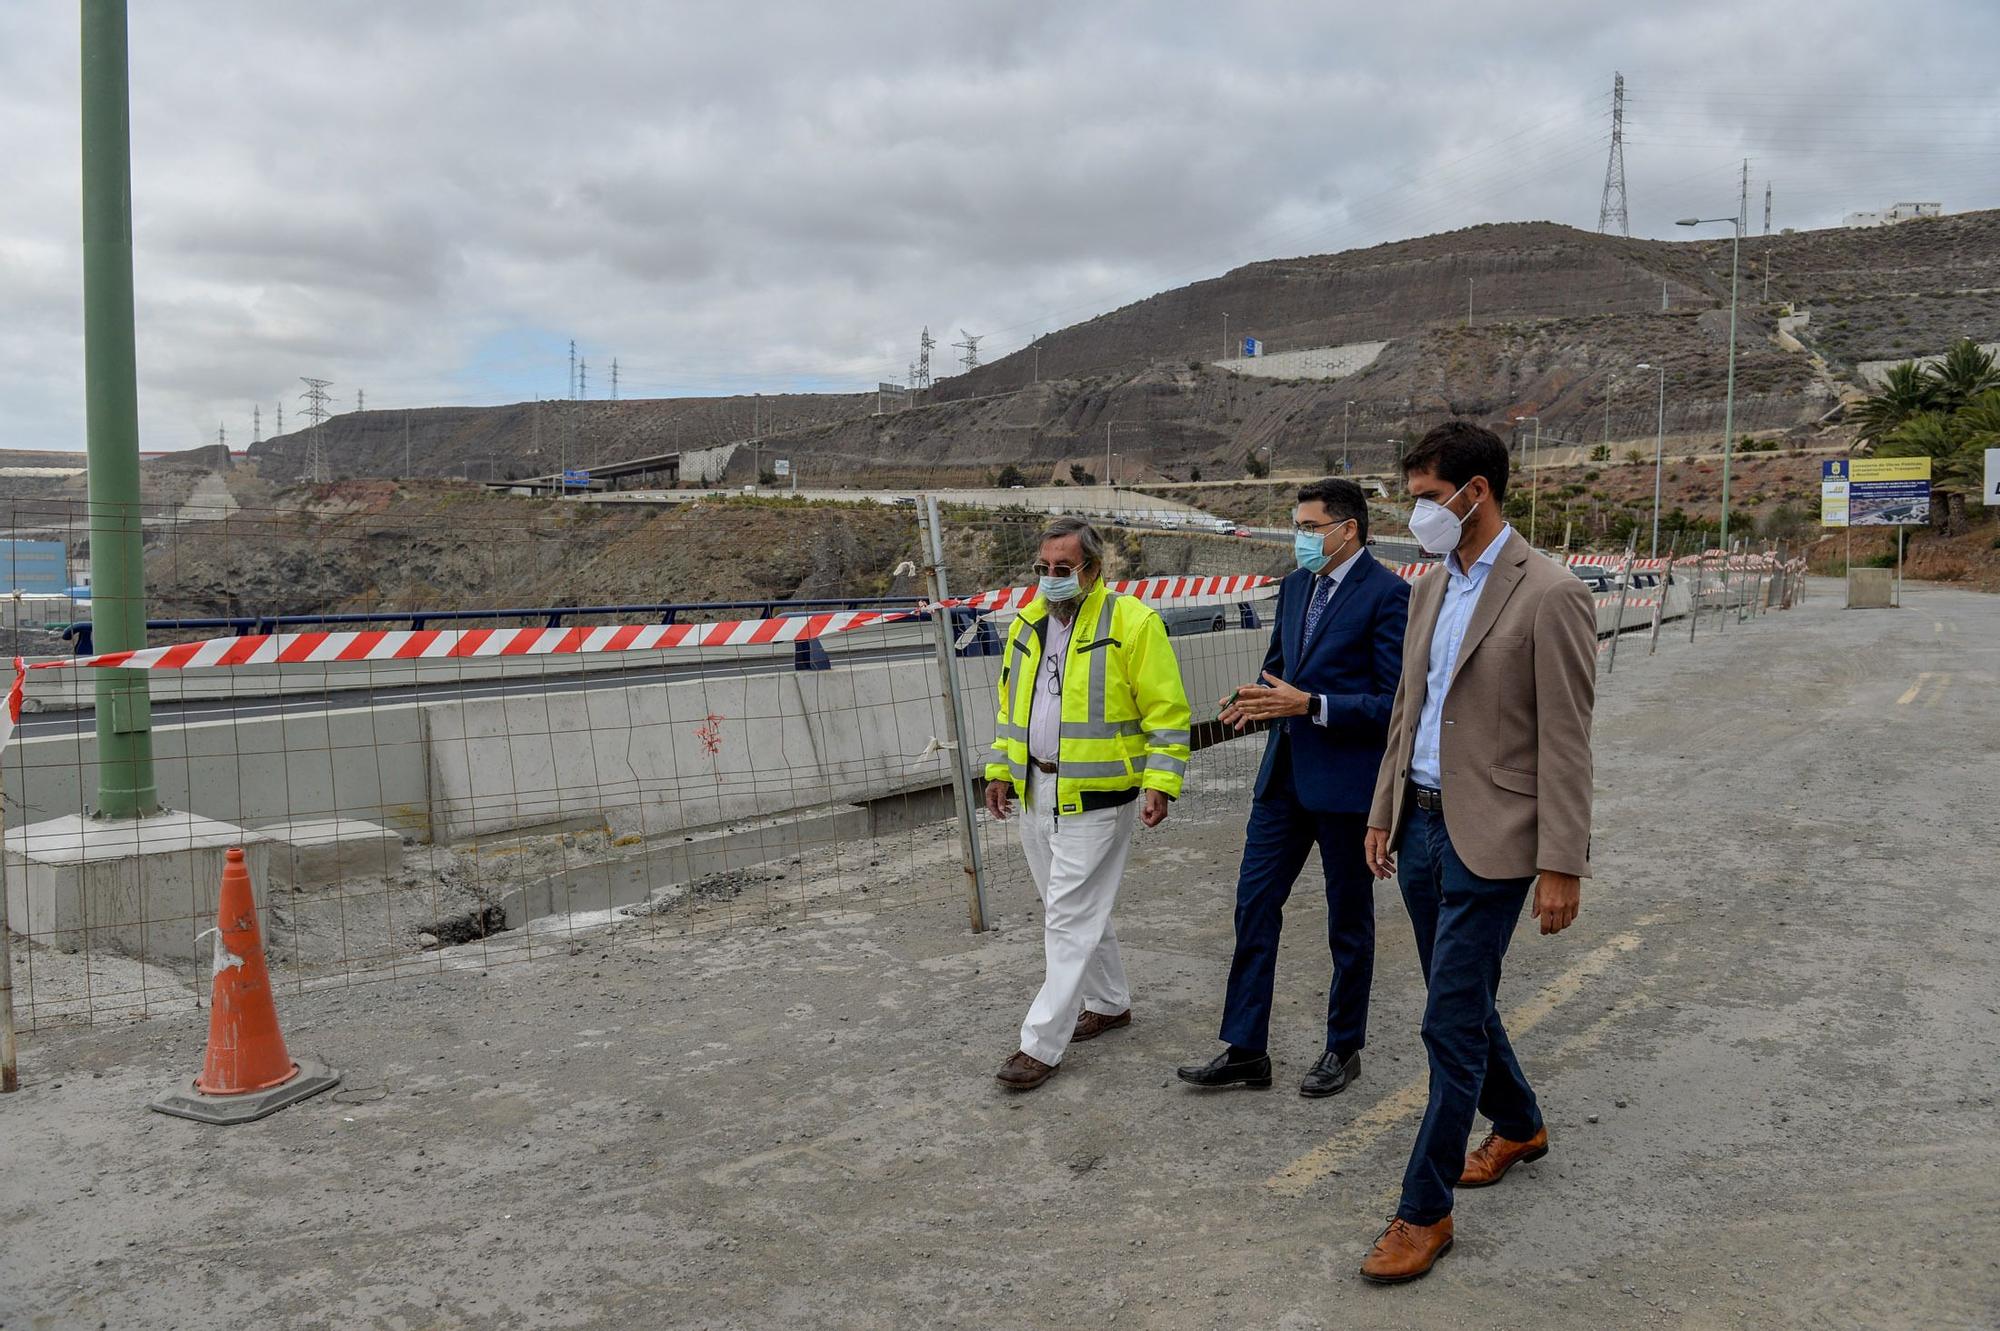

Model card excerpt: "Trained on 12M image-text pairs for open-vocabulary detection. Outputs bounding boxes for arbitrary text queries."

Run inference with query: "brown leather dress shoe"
[1359,1215,1454,1284]
[1072,1009,1132,1042]
[1459,1126,1549,1188]
[995,1050,1059,1090]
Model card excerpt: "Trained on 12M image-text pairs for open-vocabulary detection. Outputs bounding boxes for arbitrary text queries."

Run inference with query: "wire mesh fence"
[0,492,1809,1043]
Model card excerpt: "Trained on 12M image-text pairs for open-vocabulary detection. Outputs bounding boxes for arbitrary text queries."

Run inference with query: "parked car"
[1157,605,1230,636]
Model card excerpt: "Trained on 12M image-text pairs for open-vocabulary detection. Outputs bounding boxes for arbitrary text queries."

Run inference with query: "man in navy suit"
[1177,478,1409,1096]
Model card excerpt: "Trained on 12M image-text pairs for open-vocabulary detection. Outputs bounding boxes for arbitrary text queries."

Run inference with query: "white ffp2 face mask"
[1408,484,1480,556]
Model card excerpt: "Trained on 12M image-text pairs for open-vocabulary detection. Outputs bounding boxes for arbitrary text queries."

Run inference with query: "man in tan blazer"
[1357,420,1597,1284]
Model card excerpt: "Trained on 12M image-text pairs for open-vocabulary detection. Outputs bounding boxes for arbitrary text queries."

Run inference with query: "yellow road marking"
[1924,673,1951,707]
[1265,913,1662,1197]
[1897,672,1934,706]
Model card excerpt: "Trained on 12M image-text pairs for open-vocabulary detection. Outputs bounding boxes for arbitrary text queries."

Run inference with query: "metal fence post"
[1717,538,1734,634]
[1649,531,1677,655]
[1,770,17,1091]
[1689,537,1707,644]
[1605,534,1638,674]
[917,497,992,933]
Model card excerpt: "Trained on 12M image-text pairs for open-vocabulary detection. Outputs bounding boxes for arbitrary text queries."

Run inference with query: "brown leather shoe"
[1072,1009,1132,1042]
[995,1050,1059,1090]
[1459,1126,1549,1188]
[1359,1215,1454,1284]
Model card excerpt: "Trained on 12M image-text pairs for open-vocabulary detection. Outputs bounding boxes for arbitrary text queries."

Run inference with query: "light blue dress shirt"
[1409,525,1513,787]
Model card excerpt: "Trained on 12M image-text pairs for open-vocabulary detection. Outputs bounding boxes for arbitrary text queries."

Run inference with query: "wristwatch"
[1308,694,1325,724]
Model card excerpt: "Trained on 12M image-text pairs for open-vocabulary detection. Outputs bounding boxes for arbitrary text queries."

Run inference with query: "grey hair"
[1037,515,1104,570]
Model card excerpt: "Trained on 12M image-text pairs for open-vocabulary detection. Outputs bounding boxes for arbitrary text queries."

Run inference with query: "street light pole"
[1342,400,1353,472]
[1221,312,1229,362]
[1512,415,1540,547]
[80,0,157,817]
[1637,364,1666,557]
[1679,214,1742,555]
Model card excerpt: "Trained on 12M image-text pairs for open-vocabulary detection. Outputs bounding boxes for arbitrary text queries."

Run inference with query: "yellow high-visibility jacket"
[985,581,1193,813]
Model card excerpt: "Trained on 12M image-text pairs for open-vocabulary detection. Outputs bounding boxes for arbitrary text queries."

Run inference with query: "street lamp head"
[1636,362,1651,370]
[1676,217,1702,227]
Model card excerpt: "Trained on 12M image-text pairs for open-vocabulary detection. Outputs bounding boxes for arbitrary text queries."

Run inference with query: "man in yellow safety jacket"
[984,515,1192,1090]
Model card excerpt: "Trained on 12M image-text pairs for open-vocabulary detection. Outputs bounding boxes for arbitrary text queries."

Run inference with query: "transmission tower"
[579,357,588,399]
[569,339,577,399]
[275,402,283,435]
[300,377,333,483]
[953,330,981,373]
[1763,181,1773,235]
[356,388,365,412]
[217,421,226,448]
[1597,72,1629,236]
[1738,159,1750,236]
[611,357,619,401]
[917,327,935,389]
[252,404,260,442]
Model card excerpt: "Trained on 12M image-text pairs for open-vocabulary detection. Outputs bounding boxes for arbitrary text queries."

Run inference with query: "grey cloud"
[1,0,1996,449]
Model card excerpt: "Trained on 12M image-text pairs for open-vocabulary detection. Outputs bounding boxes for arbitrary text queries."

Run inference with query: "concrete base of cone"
[148,1057,340,1125]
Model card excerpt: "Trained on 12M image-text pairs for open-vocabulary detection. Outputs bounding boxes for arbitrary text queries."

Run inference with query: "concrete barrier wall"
[423,626,1270,843]
[6,703,431,838]
[6,625,1271,849]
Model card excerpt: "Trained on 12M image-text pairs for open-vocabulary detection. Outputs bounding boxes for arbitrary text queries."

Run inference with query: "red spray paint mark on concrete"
[696,713,725,757]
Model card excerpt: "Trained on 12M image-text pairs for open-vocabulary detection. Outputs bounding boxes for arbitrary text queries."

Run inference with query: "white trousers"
[1017,768,1138,1065]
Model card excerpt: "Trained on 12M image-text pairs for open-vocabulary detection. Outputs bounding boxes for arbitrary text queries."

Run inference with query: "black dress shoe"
[1175,1049,1273,1089]
[1299,1049,1360,1098]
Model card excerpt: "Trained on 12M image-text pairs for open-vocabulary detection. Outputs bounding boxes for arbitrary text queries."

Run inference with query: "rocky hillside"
[237,212,2000,491]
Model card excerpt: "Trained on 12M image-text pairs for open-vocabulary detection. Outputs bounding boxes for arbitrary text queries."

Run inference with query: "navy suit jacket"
[1251,548,1411,815]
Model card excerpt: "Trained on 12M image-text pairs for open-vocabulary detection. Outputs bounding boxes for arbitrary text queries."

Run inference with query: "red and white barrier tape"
[947,573,1276,613]
[0,574,1284,754]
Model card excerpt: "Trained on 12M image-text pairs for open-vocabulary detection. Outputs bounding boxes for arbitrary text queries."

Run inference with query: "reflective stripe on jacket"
[984,581,1193,812]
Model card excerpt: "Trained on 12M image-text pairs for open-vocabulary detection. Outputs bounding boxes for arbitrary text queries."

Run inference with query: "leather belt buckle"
[1030,757,1059,775]
[1411,784,1443,812]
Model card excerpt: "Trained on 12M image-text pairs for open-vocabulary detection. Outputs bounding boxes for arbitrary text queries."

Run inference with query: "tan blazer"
[1368,530,1597,881]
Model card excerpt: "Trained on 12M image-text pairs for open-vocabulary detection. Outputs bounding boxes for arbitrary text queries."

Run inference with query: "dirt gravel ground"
[4,579,1997,1331]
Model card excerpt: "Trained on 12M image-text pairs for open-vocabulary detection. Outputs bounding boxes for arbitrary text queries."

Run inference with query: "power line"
[1598,71,1630,236]
[300,377,333,483]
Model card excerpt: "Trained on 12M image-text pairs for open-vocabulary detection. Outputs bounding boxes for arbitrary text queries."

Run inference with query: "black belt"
[1029,757,1059,775]
[1410,784,1444,812]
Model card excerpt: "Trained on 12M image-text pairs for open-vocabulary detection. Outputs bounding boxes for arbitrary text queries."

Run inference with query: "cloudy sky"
[3,0,1997,453]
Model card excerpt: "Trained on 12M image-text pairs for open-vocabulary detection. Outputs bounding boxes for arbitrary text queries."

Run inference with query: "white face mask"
[1408,483,1480,556]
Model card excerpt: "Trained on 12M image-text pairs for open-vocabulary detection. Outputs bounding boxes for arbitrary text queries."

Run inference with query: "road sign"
[1242,337,1261,357]
[774,459,791,477]
[1820,458,1849,528]
[1849,456,1930,526]
[1986,448,2000,506]
[561,468,590,486]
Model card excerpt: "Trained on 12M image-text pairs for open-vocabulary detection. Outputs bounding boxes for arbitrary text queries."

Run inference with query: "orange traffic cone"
[150,847,339,1124]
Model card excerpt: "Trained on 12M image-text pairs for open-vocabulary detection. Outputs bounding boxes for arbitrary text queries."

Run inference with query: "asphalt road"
[4,577,1994,1329]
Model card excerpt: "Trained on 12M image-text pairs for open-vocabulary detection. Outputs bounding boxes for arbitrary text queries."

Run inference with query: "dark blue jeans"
[1396,803,1543,1225]
[1217,773,1375,1058]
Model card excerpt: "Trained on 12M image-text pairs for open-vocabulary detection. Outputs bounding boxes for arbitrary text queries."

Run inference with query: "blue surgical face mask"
[1038,573,1082,603]
[1294,521,1353,574]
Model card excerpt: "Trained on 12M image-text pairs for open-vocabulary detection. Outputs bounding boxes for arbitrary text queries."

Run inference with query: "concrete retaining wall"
[7,703,431,839]
[6,627,1270,852]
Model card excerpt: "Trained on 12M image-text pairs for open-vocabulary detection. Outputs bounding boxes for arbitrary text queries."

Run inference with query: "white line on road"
[1264,911,1664,1198]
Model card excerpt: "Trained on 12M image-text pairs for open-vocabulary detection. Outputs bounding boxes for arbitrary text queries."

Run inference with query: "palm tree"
[1924,338,2000,412]
[1880,413,1979,488]
[1852,362,1936,446]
